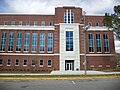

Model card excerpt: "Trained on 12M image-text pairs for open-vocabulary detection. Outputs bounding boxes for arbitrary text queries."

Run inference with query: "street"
[0,78,120,90]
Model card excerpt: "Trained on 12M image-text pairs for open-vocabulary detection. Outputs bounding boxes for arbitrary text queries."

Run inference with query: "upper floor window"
[103,21,106,27]
[31,60,36,66]
[4,21,8,26]
[88,22,92,26]
[11,21,15,26]
[96,22,99,27]
[16,33,22,51]
[8,32,14,51]
[96,34,102,52]
[66,31,73,51]
[40,33,45,52]
[41,21,45,26]
[19,21,22,26]
[0,32,7,51]
[34,21,37,26]
[32,33,38,52]
[26,21,30,26]
[103,34,110,52]
[24,33,30,52]
[49,21,52,26]
[88,34,94,52]
[48,33,53,52]
[64,10,74,23]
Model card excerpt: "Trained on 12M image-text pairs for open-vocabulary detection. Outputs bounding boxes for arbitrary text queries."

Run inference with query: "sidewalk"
[0,70,120,76]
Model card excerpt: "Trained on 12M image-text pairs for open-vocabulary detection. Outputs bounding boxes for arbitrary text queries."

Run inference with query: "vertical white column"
[66,10,68,24]
[70,9,71,24]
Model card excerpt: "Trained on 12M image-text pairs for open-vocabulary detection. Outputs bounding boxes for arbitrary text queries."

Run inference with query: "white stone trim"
[87,27,113,31]
[80,54,114,56]
[0,53,60,56]
[0,25,54,30]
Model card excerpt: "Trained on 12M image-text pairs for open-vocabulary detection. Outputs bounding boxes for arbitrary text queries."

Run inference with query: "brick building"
[0,6,116,71]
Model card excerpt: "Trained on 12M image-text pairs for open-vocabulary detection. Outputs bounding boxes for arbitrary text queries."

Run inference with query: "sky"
[0,0,120,53]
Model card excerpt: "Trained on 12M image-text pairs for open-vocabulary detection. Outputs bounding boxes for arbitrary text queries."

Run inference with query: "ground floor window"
[0,59,2,66]
[31,60,36,66]
[40,60,44,67]
[48,60,52,67]
[15,59,19,66]
[7,59,11,66]
[23,60,27,66]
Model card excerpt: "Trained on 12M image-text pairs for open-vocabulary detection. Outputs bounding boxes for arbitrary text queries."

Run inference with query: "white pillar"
[70,9,71,24]
[66,10,68,23]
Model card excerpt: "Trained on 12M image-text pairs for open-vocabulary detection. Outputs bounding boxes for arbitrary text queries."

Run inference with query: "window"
[24,33,30,51]
[11,21,15,26]
[49,21,52,26]
[0,32,7,51]
[88,34,94,52]
[15,59,19,66]
[34,21,37,26]
[40,60,43,67]
[23,60,27,66]
[88,22,92,26]
[8,32,14,51]
[48,33,53,52]
[103,21,106,27]
[19,21,22,26]
[26,21,30,26]
[0,59,2,66]
[4,21,8,26]
[40,33,45,52]
[48,60,52,67]
[41,21,45,26]
[66,31,73,51]
[64,10,74,23]
[31,60,36,66]
[7,59,11,66]
[96,34,102,52]
[103,34,110,52]
[32,33,38,52]
[16,33,22,51]
[96,22,99,26]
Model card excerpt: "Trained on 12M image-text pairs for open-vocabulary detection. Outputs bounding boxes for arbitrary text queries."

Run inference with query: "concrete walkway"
[0,71,120,76]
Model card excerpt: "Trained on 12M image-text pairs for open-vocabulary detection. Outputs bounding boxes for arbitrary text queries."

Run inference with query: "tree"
[104,5,120,40]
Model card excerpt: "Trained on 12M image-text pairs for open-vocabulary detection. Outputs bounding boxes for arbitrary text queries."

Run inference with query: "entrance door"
[65,60,74,71]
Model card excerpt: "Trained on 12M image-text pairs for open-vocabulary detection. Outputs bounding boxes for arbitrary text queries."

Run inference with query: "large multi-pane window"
[4,21,8,26]
[64,11,74,23]
[48,33,53,52]
[96,34,102,52]
[41,21,45,26]
[34,21,37,26]
[32,33,38,52]
[24,33,30,52]
[96,22,99,27]
[8,32,14,51]
[66,31,73,51]
[19,21,22,26]
[0,32,7,51]
[26,21,30,26]
[103,34,110,52]
[40,33,45,52]
[88,34,94,52]
[11,21,15,26]
[49,21,52,26]
[16,33,22,51]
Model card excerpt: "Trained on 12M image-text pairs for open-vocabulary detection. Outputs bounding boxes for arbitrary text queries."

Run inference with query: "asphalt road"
[0,78,120,90]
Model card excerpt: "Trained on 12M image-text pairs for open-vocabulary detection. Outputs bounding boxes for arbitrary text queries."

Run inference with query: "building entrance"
[65,60,74,71]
